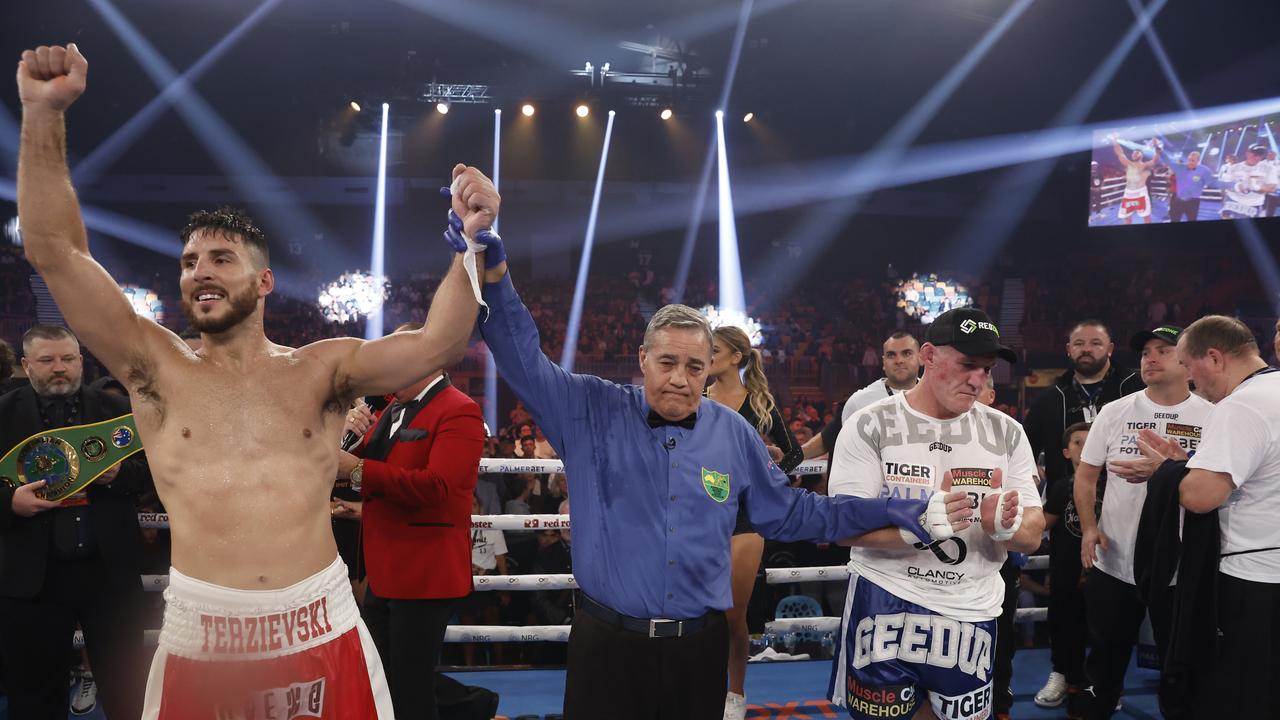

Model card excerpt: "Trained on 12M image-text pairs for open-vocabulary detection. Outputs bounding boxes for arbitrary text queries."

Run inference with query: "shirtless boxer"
[16,43,493,718]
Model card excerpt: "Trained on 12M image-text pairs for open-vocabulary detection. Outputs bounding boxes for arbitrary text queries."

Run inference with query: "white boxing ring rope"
[126,458,1052,645]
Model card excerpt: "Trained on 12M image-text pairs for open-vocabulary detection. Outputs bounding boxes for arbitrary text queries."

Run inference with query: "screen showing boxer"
[1088,113,1280,226]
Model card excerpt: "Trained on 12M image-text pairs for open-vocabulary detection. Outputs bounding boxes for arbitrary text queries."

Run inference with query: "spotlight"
[436,102,450,115]
[4,217,20,247]
[742,112,754,123]
[715,109,724,120]
[349,101,361,112]
[521,103,535,117]
[660,108,673,121]
[702,306,763,346]
[576,104,590,118]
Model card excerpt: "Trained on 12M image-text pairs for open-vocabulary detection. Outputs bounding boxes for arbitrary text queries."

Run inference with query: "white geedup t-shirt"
[830,394,1041,621]
[1079,390,1214,584]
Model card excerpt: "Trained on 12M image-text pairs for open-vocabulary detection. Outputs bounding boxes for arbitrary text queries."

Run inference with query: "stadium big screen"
[1089,111,1280,226]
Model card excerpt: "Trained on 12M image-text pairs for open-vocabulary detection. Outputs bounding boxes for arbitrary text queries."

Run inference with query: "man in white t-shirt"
[1220,144,1280,219]
[1140,315,1280,716]
[828,308,1043,720]
[841,332,921,423]
[1073,325,1212,718]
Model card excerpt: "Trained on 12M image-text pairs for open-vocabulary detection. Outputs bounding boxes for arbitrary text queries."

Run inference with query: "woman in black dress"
[705,325,802,718]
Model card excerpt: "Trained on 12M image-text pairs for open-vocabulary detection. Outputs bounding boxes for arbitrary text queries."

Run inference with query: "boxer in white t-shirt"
[828,308,1043,720]
[1074,325,1212,718]
[1220,145,1280,219]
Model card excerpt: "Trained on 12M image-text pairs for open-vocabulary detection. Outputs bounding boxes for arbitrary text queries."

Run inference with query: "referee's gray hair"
[643,304,714,351]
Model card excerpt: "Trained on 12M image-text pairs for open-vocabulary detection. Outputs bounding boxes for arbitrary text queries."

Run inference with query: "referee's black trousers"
[563,608,728,719]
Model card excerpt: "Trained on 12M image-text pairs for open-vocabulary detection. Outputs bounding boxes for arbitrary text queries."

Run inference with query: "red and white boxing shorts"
[1118,187,1151,218]
[142,556,392,719]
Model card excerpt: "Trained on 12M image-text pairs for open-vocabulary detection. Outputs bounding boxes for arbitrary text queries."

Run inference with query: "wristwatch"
[349,460,365,493]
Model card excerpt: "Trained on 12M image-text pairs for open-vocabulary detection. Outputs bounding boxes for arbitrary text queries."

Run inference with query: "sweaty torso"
[127,343,349,589]
[1125,163,1150,192]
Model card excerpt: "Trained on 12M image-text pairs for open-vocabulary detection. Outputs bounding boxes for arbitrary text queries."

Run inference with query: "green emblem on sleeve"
[701,467,730,503]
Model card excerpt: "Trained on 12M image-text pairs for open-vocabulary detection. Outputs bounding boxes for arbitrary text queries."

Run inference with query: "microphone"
[342,398,370,452]
[664,437,677,450]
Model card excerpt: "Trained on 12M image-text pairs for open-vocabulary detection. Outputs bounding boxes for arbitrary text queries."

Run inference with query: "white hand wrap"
[449,176,494,318]
[988,490,1024,542]
[899,492,955,546]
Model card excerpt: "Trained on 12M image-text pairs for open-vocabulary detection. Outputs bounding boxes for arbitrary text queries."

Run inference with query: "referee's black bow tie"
[647,410,697,430]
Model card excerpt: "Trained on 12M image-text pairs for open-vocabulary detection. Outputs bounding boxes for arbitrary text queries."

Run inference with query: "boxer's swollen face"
[639,328,710,421]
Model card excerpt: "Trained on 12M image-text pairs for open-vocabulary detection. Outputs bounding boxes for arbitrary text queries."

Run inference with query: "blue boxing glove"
[439,187,506,268]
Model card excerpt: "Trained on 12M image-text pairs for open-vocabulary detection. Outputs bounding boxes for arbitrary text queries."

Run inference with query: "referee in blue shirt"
[1164,149,1215,222]
[446,168,969,719]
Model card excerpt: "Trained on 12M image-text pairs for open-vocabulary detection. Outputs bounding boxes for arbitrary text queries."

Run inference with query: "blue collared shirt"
[481,275,919,619]
[1170,161,1215,200]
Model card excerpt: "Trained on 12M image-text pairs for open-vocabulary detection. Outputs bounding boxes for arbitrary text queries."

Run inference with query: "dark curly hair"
[0,338,14,383]
[180,206,269,266]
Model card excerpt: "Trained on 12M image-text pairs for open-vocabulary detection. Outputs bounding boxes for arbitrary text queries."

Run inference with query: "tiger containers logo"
[948,467,995,488]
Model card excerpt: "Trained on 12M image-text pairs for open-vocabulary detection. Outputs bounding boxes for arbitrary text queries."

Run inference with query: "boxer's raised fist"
[17,44,87,112]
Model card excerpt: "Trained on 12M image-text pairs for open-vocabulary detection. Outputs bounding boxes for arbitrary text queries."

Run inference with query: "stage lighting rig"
[420,81,492,106]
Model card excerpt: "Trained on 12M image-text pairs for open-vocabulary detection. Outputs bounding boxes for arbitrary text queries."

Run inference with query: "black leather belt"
[579,593,716,639]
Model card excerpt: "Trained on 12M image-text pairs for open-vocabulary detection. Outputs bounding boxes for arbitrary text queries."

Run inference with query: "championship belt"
[0,414,142,502]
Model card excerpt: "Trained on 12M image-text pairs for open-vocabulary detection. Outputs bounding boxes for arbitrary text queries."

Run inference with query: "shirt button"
[670,495,677,501]
[667,593,673,599]
[671,462,678,469]
[669,527,675,533]
[669,560,676,566]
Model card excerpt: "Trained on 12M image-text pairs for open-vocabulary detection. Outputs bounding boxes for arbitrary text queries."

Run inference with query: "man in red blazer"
[336,321,485,720]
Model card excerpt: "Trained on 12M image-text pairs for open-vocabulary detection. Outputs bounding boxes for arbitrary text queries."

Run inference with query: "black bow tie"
[647,410,697,430]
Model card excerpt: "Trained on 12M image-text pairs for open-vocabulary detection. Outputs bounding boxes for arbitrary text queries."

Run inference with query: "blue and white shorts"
[828,573,996,720]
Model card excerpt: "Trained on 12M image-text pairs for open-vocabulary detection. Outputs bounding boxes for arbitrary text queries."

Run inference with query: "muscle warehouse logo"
[1165,423,1202,439]
[948,468,995,488]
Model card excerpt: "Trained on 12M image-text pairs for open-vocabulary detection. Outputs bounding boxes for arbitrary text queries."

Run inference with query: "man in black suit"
[0,325,151,719]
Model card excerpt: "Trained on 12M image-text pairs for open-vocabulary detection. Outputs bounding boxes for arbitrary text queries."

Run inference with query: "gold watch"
[349,460,365,492]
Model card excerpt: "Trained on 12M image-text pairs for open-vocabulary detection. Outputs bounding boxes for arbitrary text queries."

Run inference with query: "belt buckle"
[648,619,683,638]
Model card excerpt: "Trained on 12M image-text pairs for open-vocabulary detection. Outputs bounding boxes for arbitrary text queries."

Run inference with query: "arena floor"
[431,647,1161,719]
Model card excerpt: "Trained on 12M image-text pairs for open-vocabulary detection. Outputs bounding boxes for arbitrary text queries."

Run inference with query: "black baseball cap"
[924,307,1017,363]
[1129,325,1182,353]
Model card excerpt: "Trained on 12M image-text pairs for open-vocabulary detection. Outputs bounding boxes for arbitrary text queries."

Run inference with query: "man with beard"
[1023,321,1142,498]
[0,325,152,719]
[17,43,486,717]
[841,332,921,422]
[1111,138,1158,225]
